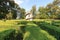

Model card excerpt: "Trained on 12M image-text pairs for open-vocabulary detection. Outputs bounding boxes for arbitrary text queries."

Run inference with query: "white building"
[25,11,33,21]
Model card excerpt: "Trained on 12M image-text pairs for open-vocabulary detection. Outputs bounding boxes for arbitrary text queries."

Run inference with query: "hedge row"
[0,29,24,40]
[52,21,60,27]
[15,20,60,40]
[0,20,60,40]
[35,21,60,40]
[0,29,15,40]
[23,23,50,40]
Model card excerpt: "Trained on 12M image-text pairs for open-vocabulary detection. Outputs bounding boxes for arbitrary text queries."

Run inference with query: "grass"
[0,20,19,32]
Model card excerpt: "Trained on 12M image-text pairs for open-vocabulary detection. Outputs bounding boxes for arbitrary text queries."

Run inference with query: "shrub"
[23,23,50,40]
[0,29,15,40]
[35,22,60,40]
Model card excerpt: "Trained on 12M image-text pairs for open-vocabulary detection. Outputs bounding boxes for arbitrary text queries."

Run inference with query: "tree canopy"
[0,0,60,19]
[35,0,60,19]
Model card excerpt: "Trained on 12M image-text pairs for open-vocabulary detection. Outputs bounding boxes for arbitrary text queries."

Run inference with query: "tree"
[38,6,49,19]
[20,8,26,19]
[46,1,60,19]
[36,0,60,19]
[6,10,12,19]
[53,0,60,6]
[31,5,36,18]
[0,0,18,19]
[12,4,21,19]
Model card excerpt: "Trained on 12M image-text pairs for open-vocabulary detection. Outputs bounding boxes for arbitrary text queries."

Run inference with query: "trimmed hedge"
[0,29,23,40]
[35,21,60,40]
[0,29,15,40]
[16,20,60,40]
[23,23,50,40]
[52,21,60,27]
[0,20,60,40]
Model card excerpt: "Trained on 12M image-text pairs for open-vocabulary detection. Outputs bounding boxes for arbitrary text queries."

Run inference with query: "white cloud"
[14,0,30,5]
[14,0,24,5]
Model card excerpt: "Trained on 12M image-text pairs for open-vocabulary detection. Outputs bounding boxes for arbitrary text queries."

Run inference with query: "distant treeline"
[0,0,60,19]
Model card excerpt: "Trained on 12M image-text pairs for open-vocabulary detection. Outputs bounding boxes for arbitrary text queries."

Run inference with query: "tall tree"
[46,0,60,19]
[0,0,17,19]
[38,6,49,19]
[53,0,60,6]
[20,8,26,19]
[31,5,36,18]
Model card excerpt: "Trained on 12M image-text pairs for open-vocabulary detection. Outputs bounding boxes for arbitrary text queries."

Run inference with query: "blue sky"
[14,0,54,11]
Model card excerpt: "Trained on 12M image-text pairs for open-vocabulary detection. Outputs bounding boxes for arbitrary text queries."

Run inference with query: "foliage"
[0,20,59,40]
[20,8,26,19]
[35,21,60,40]
[36,0,60,19]
[23,23,56,40]
[30,5,36,18]
[0,0,26,19]
[0,29,15,40]
[0,0,16,19]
